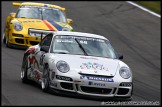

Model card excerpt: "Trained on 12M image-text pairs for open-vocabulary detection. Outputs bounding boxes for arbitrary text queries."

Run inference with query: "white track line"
[126,1,161,18]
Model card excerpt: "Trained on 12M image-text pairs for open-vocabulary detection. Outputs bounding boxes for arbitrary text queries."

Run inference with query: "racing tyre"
[41,64,50,92]
[5,36,12,48]
[21,55,30,83]
[3,33,6,44]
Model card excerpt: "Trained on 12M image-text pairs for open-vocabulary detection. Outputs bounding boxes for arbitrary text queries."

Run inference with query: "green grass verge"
[135,1,161,14]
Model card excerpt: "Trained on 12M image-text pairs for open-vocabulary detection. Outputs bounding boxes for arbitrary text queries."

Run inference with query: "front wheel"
[5,35,12,48]
[41,64,50,92]
[21,55,30,83]
[3,33,6,44]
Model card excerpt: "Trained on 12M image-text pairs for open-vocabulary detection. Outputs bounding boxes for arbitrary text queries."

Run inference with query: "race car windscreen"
[16,7,67,22]
[51,35,117,59]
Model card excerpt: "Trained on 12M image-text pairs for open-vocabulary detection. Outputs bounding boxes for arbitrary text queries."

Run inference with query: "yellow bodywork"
[4,2,73,48]
[12,2,65,11]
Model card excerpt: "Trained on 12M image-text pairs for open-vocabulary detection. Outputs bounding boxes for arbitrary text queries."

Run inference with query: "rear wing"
[12,2,21,6]
[12,2,65,11]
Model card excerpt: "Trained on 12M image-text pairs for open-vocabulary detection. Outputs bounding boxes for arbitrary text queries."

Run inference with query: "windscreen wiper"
[75,38,88,56]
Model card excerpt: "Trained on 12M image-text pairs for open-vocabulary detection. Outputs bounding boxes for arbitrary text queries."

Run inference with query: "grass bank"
[135,1,161,14]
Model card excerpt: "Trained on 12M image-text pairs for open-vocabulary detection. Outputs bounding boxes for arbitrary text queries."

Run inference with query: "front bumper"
[49,75,133,97]
[8,33,41,47]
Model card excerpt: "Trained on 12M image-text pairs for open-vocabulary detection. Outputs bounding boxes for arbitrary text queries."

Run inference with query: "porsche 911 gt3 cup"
[21,31,133,100]
[3,2,73,48]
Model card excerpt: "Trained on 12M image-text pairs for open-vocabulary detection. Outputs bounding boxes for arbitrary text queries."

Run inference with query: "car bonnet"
[52,54,120,76]
[15,18,71,31]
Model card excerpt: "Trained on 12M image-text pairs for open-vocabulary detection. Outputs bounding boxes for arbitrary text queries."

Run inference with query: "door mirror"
[67,18,73,25]
[117,53,123,60]
[10,12,16,18]
[40,46,49,53]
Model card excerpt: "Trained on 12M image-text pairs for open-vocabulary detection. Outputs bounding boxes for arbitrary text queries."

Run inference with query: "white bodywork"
[22,31,133,98]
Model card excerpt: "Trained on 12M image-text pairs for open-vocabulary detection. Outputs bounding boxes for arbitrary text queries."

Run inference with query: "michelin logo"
[80,75,114,82]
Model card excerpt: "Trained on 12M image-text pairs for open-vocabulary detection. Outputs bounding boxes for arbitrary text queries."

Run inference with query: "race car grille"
[30,41,39,45]
[60,82,73,90]
[15,38,24,44]
[80,86,112,94]
[117,88,129,95]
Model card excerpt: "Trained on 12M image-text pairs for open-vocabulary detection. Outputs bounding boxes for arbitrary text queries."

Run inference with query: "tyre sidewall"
[42,64,50,92]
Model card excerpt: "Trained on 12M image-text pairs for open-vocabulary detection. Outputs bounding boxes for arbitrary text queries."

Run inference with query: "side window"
[41,33,53,46]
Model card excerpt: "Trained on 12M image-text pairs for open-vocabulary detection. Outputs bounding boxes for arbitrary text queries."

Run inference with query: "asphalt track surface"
[1,1,161,106]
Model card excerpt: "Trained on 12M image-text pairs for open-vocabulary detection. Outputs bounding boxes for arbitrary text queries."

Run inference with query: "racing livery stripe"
[48,21,63,31]
[42,20,55,31]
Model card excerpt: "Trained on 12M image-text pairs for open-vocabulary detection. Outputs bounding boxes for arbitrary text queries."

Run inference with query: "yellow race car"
[3,2,73,48]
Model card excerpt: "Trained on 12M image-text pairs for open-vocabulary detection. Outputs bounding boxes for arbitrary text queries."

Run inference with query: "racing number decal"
[40,54,45,66]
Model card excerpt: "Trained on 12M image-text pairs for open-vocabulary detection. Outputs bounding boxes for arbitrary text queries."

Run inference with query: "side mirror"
[40,46,49,53]
[67,18,73,25]
[117,53,123,60]
[10,12,16,18]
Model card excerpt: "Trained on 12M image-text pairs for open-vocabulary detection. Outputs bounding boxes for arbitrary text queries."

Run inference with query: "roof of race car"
[12,2,65,11]
[54,31,108,40]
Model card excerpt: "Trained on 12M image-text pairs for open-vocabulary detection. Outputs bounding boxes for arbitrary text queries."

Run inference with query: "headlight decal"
[56,61,70,73]
[14,23,23,31]
[119,67,131,79]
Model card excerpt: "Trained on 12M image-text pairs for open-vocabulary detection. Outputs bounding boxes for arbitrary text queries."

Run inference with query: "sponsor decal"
[80,57,98,60]
[88,81,106,87]
[80,75,114,82]
[55,36,105,43]
[23,20,41,23]
[56,39,73,43]
[80,62,108,71]
[79,40,87,44]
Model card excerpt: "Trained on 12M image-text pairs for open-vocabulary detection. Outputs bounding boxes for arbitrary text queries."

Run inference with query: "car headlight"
[119,67,131,79]
[56,61,70,73]
[14,23,23,31]
[62,27,70,31]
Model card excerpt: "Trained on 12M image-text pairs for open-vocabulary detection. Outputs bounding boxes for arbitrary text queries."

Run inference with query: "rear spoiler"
[12,2,65,11]
[12,2,21,6]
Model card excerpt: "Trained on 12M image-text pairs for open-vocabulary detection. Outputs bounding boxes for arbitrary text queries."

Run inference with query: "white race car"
[21,31,133,100]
